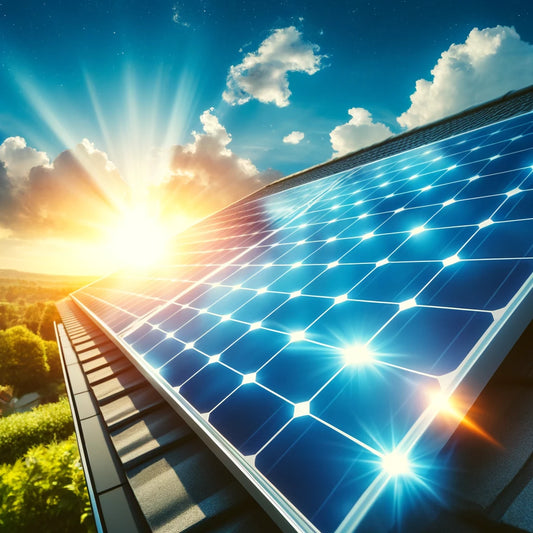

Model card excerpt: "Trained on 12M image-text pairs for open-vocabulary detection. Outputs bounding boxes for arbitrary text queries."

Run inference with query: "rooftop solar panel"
[73,110,533,532]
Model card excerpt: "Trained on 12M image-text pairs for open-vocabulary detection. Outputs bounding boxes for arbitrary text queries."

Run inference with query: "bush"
[0,434,94,532]
[0,398,73,464]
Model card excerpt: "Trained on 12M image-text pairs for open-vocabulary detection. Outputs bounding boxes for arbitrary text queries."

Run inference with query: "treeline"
[0,277,88,341]
[0,301,59,341]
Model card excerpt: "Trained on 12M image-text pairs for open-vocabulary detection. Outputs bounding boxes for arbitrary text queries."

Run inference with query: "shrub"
[0,398,73,464]
[0,435,94,532]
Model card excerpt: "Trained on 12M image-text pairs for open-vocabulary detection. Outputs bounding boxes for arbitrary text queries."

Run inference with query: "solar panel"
[73,110,533,532]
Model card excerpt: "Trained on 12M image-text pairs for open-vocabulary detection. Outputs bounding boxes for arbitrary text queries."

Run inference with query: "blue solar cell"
[390,226,477,261]
[209,383,293,454]
[207,288,255,315]
[179,362,242,412]
[303,263,374,296]
[158,306,197,332]
[371,306,493,374]
[144,336,185,368]
[456,168,525,200]
[189,285,232,308]
[338,213,390,239]
[262,295,332,332]
[419,259,533,310]
[72,110,533,533]
[231,291,289,323]
[461,219,533,258]
[257,341,342,403]
[220,328,289,373]
[193,319,249,355]
[493,190,533,221]
[307,300,397,346]
[256,417,377,533]
[131,328,166,353]
[312,364,438,447]
[174,312,219,343]
[303,238,359,264]
[427,195,504,229]
[159,348,208,387]
[340,233,407,263]
[267,264,326,292]
[350,261,440,303]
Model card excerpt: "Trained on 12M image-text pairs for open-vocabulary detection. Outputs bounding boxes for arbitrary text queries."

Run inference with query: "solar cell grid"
[74,111,533,532]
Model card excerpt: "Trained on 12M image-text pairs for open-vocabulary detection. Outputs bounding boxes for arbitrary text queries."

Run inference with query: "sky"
[0,0,532,275]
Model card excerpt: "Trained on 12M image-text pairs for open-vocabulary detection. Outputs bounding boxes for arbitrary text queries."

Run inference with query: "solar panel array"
[73,110,533,532]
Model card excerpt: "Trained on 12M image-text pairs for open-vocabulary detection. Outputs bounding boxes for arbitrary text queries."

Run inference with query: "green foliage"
[39,302,61,341]
[0,434,94,533]
[0,300,59,339]
[0,326,49,396]
[44,339,62,382]
[0,398,73,464]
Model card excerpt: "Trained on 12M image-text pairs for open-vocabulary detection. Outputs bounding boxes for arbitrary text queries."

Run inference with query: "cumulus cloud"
[0,136,50,180]
[223,26,324,107]
[398,26,533,129]
[330,108,392,157]
[0,138,128,240]
[283,131,305,144]
[153,109,281,219]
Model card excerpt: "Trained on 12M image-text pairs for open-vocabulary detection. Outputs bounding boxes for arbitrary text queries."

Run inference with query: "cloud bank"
[0,138,128,240]
[223,26,324,107]
[154,109,281,219]
[330,108,392,157]
[398,26,533,129]
[283,131,305,144]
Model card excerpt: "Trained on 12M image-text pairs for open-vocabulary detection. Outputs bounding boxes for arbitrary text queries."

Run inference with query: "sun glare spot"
[343,344,373,365]
[382,451,411,477]
[108,205,177,269]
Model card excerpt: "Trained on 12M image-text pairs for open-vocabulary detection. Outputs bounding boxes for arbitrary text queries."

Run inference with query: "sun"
[107,204,177,269]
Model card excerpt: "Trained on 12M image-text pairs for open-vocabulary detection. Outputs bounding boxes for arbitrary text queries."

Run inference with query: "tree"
[38,302,61,341]
[0,326,49,397]
[44,340,62,382]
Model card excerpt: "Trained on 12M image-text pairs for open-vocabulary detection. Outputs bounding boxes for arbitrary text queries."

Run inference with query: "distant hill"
[0,269,97,286]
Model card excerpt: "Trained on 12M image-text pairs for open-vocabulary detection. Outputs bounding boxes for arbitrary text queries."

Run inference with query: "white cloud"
[398,26,533,129]
[223,26,324,107]
[0,136,50,180]
[154,109,281,219]
[283,131,305,144]
[0,137,128,240]
[330,108,392,157]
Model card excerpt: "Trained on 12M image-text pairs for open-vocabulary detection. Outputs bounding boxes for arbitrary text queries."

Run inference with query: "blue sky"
[1,0,531,173]
[0,0,532,274]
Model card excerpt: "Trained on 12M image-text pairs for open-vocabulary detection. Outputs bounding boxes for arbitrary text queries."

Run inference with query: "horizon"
[0,1,532,275]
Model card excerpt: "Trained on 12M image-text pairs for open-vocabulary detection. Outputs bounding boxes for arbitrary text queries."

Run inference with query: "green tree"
[0,326,49,397]
[38,302,60,341]
[0,302,18,331]
[22,303,44,334]
[44,340,62,382]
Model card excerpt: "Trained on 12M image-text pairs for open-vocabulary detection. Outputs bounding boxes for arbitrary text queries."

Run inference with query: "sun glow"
[107,204,177,269]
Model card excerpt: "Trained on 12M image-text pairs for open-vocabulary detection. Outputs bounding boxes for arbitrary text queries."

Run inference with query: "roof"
[56,85,533,533]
